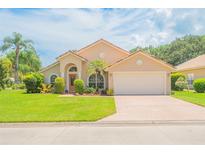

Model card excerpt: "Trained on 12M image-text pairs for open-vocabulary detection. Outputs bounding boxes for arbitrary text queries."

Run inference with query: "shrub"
[84,87,96,94]
[175,77,188,91]
[74,79,84,94]
[23,73,44,93]
[41,83,53,93]
[12,83,26,90]
[193,78,205,93]
[171,73,186,90]
[54,77,65,94]
[106,89,114,96]
[5,78,14,88]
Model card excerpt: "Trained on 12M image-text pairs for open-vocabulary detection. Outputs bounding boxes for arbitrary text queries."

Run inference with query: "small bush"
[106,89,114,96]
[175,77,188,91]
[23,73,44,93]
[74,79,84,94]
[84,87,96,94]
[5,78,14,88]
[41,84,53,93]
[12,83,26,90]
[171,73,186,90]
[54,77,65,94]
[193,78,205,93]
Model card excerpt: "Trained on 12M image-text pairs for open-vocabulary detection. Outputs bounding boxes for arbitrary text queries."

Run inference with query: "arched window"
[69,66,77,72]
[50,74,57,84]
[88,74,104,89]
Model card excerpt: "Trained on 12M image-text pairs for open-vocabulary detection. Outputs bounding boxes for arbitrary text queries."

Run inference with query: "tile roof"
[176,54,205,71]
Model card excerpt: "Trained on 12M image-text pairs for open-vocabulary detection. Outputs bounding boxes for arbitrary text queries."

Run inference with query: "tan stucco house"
[176,54,205,85]
[40,39,175,95]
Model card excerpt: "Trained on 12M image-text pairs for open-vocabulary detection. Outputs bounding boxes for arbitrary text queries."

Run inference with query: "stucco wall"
[78,42,129,64]
[41,63,60,84]
[179,68,205,79]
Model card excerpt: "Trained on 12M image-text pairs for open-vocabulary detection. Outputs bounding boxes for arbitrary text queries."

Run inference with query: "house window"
[69,66,77,72]
[187,73,194,85]
[50,74,57,84]
[88,74,104,89]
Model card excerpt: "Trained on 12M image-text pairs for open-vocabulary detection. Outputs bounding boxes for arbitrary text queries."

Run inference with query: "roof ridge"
[76,38,130,55]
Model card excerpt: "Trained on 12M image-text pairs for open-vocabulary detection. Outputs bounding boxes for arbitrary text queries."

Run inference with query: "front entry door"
[69,74,76,92]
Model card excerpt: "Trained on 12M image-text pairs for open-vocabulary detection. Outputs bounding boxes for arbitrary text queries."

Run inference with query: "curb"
[1,120,205,128]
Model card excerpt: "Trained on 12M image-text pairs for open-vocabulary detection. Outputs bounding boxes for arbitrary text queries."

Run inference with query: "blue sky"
[0,8,205,67]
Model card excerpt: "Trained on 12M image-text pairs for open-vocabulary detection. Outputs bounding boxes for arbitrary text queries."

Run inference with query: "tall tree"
[6,49,41,77]
[0,32,34,83]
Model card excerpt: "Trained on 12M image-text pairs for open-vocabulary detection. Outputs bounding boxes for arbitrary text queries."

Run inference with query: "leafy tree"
[131,35,205,66]
[6,49,41,76]
[0,32,34,83]
[0,58,12,89]
[88,59,108,75]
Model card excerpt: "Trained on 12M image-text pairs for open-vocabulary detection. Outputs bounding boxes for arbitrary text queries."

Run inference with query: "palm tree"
[0,32,34,83]
[87,59,108,88]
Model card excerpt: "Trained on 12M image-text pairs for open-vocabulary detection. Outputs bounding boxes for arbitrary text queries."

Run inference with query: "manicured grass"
[0,90,116,122]
[172,90,205,107]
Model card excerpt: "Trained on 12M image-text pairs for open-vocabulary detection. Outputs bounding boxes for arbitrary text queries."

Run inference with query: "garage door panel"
[113,72,165,95]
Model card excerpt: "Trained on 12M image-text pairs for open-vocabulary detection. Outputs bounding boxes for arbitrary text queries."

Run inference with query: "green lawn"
[172,91,205,107]
[0,90,116,122]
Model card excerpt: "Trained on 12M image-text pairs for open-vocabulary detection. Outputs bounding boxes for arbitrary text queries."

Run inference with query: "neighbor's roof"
[176,54,205,71]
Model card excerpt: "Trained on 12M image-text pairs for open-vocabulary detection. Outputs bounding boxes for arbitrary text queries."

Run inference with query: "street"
[1,124,205,144]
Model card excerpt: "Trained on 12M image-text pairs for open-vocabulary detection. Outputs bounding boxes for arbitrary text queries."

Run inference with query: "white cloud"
[0,8,204,66]
[155,8,173,17]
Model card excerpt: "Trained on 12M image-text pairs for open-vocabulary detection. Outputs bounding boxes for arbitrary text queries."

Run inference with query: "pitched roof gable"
[39,61,60,73]
[176,54,205,71]
[105,50,175,71]
[56,51,88,61]
[77,39,130,55]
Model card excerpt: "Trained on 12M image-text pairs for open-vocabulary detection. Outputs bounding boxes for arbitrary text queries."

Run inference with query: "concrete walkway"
[1,124,205,144]
[101,96,205,122]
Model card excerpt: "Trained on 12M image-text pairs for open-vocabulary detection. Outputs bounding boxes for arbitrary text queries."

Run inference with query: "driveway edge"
[1,120,205,128]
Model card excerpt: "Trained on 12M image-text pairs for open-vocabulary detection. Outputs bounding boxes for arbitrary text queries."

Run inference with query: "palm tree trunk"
[14,47,20,84]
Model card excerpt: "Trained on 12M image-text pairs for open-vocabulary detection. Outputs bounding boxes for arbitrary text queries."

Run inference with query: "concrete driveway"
[101,96,205,122]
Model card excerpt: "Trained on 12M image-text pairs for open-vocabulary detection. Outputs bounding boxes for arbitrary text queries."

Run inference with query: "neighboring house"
[40,39,174,95]
[176,54,205,86]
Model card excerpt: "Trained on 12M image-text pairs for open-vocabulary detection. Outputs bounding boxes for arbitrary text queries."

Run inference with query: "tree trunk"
[14,47,20,84]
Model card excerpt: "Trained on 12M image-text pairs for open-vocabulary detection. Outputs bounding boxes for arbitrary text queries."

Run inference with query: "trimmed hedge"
[54,77,65,94]
[175,76,188,91]
[74,79,84,94]
[171,73,186,90]
[23,73,44,93]
[193,78,205,93]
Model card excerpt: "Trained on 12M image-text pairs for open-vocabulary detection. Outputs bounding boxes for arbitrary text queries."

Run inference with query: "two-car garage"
[105,51,174,95]
[113,72,167,95]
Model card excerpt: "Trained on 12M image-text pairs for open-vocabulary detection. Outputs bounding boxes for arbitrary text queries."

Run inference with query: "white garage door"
[113,72,166,95]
